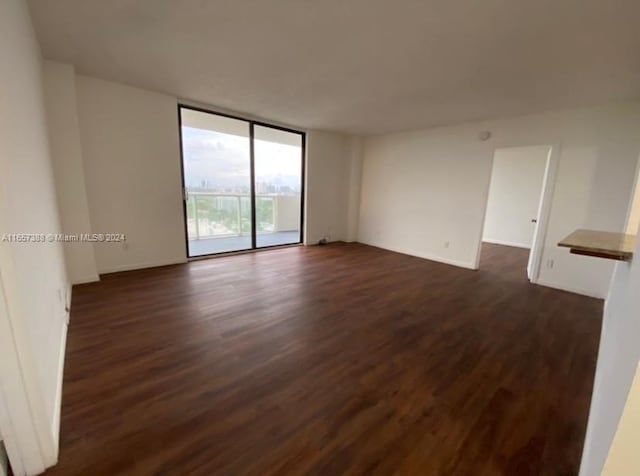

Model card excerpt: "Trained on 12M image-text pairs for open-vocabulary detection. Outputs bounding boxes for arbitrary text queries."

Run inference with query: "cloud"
[182,126,302,191]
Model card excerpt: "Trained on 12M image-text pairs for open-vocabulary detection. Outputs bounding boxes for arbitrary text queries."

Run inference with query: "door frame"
[476,144,560,283]
[0,269,57,476]
[177,104,306,259]
[526,145,560,282]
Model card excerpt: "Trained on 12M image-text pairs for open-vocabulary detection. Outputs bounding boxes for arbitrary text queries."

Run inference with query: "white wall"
[75,76,187,273]
[482,146,549,248]
[0,0,69,472]
[346,137,364,242]
[601,362,640,475]
[305,131,351,244]
[358,104,640,298]
[579,229,640,475]
[43,61,98,284]
[73,75,354,269]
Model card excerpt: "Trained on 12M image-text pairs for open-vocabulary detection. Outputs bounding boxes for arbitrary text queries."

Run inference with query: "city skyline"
[182,126,302,193]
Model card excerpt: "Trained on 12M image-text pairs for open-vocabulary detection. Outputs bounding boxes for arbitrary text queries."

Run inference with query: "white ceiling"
[28,0,640,135]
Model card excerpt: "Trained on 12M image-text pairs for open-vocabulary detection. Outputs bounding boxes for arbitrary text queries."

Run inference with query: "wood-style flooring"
[44,243,602,475]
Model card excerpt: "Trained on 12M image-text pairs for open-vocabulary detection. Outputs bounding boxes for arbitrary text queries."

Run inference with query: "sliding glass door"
[179,106,304,257]
[254,125,304,248]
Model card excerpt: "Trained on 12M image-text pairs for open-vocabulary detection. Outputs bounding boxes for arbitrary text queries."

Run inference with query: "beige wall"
[579,234,640,475]
[75,76,187,273]
[304,131,351,244]
[601,362,640,476]
[346,137,364,242]
[0,0,68,472]
[482,146,550,248]
[73,73,354,270]
[359,103,640,298]
[43,61,98,284]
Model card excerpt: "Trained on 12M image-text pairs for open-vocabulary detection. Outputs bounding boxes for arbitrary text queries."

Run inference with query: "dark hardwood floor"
[45,243,602,476]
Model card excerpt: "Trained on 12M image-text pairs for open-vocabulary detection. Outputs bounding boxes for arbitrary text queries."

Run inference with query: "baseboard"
[98,257,188,275]
[361,240,477,270]
[536,277,606,299]
[482,238,531,249]
[51,316,68,451]
[304,239,346,246]
[52,283,72,449]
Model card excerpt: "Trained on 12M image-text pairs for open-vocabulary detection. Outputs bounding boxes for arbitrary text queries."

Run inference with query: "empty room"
[2,1,640,475]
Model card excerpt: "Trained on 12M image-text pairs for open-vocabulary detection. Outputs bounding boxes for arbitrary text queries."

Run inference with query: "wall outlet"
[547,259,554,269]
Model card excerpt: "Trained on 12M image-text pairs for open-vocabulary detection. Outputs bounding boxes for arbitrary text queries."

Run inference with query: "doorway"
[479,145,554,280]
[178,106,305,257]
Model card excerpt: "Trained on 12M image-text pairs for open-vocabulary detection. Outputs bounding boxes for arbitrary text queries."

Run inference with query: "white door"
[483,146,550,279]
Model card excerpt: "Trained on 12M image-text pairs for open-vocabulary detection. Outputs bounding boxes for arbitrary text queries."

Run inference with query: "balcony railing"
[186,191,300,241]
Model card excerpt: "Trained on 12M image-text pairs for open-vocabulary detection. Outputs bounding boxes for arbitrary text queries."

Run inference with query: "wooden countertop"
[558,229,636,261]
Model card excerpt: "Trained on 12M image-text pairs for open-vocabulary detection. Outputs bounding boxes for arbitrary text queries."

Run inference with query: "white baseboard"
[361,240,477,270]
[51,315,68,452]
[98,257,188,275]
[482,238,531,249]
[304,237,344,246]
[536,277,606,299]
[52,282,73,454]
[304,240,345,246]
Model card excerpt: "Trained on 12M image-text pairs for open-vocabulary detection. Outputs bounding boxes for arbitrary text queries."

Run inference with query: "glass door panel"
[253,125,303,248]
[180,108,252,256]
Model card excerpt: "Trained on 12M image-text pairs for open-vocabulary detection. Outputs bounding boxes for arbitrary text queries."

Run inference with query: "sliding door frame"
[177,104,306,259]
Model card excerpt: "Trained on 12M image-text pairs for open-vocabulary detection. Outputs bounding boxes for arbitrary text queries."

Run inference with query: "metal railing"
[186,191,299,240]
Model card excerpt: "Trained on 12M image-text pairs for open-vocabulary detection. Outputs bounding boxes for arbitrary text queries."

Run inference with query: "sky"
[182,126,302,191]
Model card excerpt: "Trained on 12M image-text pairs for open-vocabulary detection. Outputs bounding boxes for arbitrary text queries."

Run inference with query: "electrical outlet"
[547,259,554,269]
